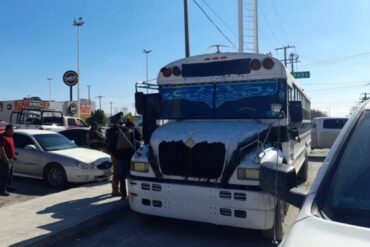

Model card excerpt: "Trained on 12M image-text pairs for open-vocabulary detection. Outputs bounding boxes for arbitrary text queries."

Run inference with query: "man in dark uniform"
[88,121,106,151]
[116,119,141,199]
[0,125,17,196]
[106,120,123,197]
[106,118,141,199]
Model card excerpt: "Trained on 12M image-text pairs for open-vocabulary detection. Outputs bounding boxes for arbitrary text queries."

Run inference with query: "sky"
[1,0,370,116]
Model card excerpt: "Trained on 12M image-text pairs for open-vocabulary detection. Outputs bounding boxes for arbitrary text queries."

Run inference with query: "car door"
[13,133,42,177]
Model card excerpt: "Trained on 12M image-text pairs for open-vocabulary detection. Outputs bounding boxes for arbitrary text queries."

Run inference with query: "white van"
[311,117,347,149]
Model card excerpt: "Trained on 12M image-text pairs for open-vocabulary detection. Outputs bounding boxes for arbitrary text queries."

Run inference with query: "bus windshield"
[161,80,286,119]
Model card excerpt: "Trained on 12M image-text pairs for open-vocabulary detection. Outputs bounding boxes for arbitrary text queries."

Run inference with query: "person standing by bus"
[106,120,123,197]
[0,125,16,196]
[115,119,141,200]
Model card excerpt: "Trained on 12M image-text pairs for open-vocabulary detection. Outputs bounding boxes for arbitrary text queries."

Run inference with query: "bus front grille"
[158,141,226,179]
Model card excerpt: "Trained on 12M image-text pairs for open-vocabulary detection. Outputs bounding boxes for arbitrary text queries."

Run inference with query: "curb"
[12,201,129,247]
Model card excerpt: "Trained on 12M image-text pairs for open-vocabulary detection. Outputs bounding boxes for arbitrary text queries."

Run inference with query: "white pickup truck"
[10,109,89,131]
[311,117,347,149]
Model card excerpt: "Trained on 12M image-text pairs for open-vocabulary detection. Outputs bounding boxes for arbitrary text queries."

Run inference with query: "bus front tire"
[262,201,285,241]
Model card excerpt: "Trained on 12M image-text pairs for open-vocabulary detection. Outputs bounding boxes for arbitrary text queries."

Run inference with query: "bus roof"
[156,52,309,100]
[157,52,288,85]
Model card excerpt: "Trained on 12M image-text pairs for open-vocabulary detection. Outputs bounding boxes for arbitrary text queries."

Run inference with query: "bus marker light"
[161,67,172,77]
[250,59,262,70]
[263,57,274,69]
[172,66,182,76]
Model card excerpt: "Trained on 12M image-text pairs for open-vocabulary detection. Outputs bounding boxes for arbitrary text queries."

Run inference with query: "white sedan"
[12,129,112,187]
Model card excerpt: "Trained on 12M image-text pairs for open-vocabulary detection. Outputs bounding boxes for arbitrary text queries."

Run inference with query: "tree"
[123,112,141,123]
[311,109,328,120]
[86,109,108,126]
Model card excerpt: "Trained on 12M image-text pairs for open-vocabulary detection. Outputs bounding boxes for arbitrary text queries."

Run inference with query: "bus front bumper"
[127,178,277,230]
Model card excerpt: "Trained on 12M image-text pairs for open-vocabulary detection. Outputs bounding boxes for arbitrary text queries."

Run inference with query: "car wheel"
[44,164,67,188]
[262,200,285,241]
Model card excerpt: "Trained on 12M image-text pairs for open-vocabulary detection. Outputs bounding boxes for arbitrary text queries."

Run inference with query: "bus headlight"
[131,162,149,173]
[237,168,259,180]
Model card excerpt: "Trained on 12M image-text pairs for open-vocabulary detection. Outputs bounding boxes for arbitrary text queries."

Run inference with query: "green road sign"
[292,71,310,79]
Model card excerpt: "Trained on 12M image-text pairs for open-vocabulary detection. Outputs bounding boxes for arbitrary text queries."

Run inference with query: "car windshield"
[34,134,77,151]
[161,80,286,119]
[322,111,370,227]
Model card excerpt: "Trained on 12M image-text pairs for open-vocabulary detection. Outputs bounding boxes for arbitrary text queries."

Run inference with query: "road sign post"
[291,71,310,79]
[63,70,78,102]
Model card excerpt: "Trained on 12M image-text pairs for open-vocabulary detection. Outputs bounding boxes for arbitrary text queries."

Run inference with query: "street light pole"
[86,85,91,102]
[47,77,53,101]
[96,95,104,110]
[73,17,85,118]
[143,49,152,94]
[110,102,113,116]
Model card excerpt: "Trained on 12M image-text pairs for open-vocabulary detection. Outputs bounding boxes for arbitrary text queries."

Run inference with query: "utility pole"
[47,77,53,101]
[184,0,190,57]
[110,102,113,116]
[361,92,370,102]
[96,95,104,110]
[73,17,85,118]
[288,53,299,72]
[275,45,295,67]
[238,0,244,52]
[86,85,91,102]
[252,0,259,53]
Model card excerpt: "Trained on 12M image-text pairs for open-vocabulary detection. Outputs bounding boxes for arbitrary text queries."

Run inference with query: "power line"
[193,0,238,50]
[201,0,238,39]
[270,0,289,42]
[259,1,283,46]
[301,51,370,68]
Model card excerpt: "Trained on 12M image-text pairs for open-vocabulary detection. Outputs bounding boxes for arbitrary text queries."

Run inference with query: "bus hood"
[150,120,269,160]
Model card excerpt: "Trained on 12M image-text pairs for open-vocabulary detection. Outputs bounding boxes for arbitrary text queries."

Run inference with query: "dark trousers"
[117,157,130,196]
[0,160,11,193]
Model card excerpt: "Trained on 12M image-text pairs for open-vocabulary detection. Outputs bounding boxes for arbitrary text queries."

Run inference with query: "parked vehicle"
[13,129,112,187]
[260,101,370,246]
[59,128,106,150]
[311,117,348,149]
[10,109,88,132]
[128,52,311,240]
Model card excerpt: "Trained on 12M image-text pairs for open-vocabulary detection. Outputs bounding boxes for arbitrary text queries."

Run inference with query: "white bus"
[128,52,311,240]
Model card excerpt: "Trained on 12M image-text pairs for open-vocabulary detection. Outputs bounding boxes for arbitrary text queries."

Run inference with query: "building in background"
[0,97,95,122]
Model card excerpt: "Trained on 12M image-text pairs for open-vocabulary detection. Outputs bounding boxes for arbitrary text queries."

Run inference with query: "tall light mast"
[238,0,259,53]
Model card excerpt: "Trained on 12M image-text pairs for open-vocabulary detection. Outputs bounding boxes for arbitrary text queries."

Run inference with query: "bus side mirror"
[289,101,303,123]
[260,162,307,208]
[135,92,145,115]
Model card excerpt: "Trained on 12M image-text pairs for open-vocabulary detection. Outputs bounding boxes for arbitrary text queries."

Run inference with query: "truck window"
[323,119,347,129]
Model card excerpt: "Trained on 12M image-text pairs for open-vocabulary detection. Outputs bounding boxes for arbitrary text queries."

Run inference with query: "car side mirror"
[289,101,303,123]
[24,144,37,151]
[259,162,307,208]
